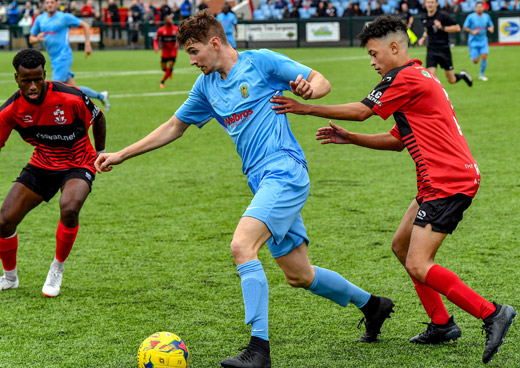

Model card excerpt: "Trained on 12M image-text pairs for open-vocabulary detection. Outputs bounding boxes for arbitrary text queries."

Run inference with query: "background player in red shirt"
[154,15,179,88]
[270,15,516,364]
[0,49,106,297]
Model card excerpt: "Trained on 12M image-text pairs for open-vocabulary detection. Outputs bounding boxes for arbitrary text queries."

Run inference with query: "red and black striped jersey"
[0,81,103,173]
[361,59,480,203]
[153,25,179,58]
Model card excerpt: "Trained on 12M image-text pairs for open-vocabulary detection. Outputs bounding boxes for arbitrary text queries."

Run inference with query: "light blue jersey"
[175,49,311,176]
[31,11,81,81]
[464,12,493,46]
[216,12,238,48]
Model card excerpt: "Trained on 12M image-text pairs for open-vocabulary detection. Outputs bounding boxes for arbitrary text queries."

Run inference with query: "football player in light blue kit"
[95,10,394,368]
[216,3,238,48]
[463,2,494,81]
[30,0,110,110]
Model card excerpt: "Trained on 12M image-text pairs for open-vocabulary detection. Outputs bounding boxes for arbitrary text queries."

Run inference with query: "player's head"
[358,15,410,76]
[222,3,231,14]
[13,49,47,102]
[475,1,484,14]
[424,0,439,13]
[44,0,59,14]
[164,14,174,26]
[178,9,230,75]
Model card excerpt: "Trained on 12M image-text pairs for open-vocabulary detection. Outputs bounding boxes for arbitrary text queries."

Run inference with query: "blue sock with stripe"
[237,260,269,341]
[307,266,371,308]
[480,59,487,76]
[79,86,103,101]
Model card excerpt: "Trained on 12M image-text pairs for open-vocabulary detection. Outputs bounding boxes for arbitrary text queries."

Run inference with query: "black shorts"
[161,57,176,63]
[15,164,95,202]
[426,47,454,70]
[414,194,472,234]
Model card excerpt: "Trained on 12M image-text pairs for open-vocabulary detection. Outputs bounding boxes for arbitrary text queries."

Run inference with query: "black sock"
[249,335,270,354]
[360,295,380,317]
[484,303,501,323]
[455,73,461,82]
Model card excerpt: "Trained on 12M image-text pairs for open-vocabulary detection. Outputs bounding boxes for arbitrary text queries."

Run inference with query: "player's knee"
[59,205,80,226]
[472,59,479,64]
[0,214,17,238]
[229,239,255,264]
[404,260,424,282]
[284,273,312,288]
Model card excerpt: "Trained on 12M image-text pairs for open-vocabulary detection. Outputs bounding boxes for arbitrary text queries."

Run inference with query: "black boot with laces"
[221,336,271,368]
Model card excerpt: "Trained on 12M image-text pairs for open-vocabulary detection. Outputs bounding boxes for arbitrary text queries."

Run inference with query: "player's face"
[185,40,218,75]
[45,0,59,14]
[425,0,438,12]
[15,65,47,102]
[475,3,484,14]
[366,38,396,77]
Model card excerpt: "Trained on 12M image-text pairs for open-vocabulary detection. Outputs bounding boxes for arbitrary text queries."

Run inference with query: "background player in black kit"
[418,0,473,86]
[0,49,106,297]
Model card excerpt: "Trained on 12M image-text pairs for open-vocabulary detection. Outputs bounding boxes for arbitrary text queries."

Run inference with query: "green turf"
[0,45,519,367]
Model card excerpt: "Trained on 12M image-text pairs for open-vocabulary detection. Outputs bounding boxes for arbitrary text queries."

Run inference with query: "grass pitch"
[0,45,519,367]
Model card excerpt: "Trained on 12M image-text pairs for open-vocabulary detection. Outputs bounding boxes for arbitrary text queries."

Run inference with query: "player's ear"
[14,72,19,83]
[390,41,399,54]
[209,36,220,50]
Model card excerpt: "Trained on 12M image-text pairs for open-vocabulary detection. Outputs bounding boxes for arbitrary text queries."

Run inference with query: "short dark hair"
[177,9,228,47]
[357,15,408,47]
[13,48,46,71]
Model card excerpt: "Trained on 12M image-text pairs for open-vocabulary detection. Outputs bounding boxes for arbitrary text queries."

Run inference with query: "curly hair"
[177,9,228,47]
[357,15,409,47]
[13,48,46,71]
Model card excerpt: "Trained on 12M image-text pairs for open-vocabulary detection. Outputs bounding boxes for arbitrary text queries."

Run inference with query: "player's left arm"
[93,114,106,154]
[78,20,92,56]
[290,70,331,100]
[487,16,494,33]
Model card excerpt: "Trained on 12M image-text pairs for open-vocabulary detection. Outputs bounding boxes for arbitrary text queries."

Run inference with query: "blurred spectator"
[179,0,191,20]
[368,2,384,15]
[401,0,421,12]
[310,0,321,7]
[344,2,364,16]
[146,1,158,17]
[500,0,512,10]
[80,0,94,17]
[198,0,209,11]
[143,4,155,24]
[69,1,82,17]
[62,2,71,12]
[0,2,7,25]
[514,0,520,10]
[7,1,19,25]
[326,1,337,16]
[127,11,140,48]
[342,2,354,16]
[482,0,491,10]
[282,4,291,17]
[290,3,300,16]
[274,0,288,9]
[159,0,171,20]
[18,12,33,47]
[107,0,121,39]
[313,1,327,17]
[130,0,143,21]
[22,1,33,17]
[301,0,312,8]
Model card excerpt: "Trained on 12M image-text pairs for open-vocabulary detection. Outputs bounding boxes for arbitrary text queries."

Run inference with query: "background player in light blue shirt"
[30,0,110,110]
[463,2,494,81]
[216,3,238,48]
[95,9,394,368]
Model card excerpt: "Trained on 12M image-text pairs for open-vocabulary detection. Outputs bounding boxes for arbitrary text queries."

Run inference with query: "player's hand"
[418,37,425,46]
[434,20,443,30]
[37,32,45,41]
[94,152,123,173]
[316,121,352,145]
[270,95,309,115]
[472,29,479,35]
[289,74,313,100]
[84,42,92,57]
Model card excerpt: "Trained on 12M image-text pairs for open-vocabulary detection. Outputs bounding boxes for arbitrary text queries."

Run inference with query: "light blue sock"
[307,266,371,308]
[480,59,487,76]
[79,86,102,101]
[237,260,269,341]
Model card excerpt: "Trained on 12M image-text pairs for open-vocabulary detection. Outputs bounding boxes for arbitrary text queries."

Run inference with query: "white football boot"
[42,265,64,297]
[0,274,19,290]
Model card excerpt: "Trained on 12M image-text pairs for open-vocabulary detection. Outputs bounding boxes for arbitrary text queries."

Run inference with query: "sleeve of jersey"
[463,15,471,29]
[0,115,14,150]
[174,76,214,129]
[360,75,410,120]
[30,16,40,36]
[388,123,402,141]
[78,91,103,127]
[64,13,82,28]
[255,49,312,91]
[443,12,456,26]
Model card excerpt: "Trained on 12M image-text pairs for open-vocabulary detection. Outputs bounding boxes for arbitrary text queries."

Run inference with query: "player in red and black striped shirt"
[154,15,179,88]
[271,15,515,364]
[0,49,106,297]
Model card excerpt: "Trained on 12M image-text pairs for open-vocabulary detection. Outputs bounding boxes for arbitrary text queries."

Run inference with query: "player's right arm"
[29,16,44,44]
[316,121,404,151]
[95,115,190,173]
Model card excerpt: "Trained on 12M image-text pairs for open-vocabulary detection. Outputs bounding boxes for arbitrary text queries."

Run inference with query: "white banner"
[0,30,9,46]
[306,22,340,42]
[498,17,520,43]
[245,23,297,41]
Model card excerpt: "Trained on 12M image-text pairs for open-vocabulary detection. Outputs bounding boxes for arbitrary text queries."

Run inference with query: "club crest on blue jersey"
[239,83,249,99]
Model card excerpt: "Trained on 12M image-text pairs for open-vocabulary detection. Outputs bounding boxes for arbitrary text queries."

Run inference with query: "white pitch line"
[110,90,190,98]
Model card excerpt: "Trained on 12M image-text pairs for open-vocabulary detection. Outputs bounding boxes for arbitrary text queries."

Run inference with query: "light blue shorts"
[469,42,488,60]
[243,152,310,258]
[51,57,74,82]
